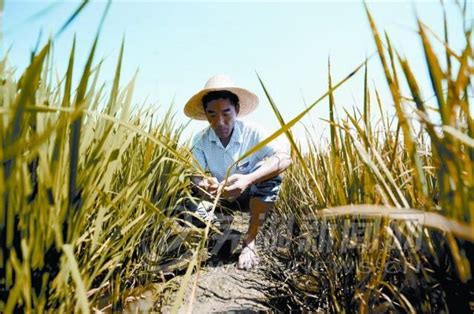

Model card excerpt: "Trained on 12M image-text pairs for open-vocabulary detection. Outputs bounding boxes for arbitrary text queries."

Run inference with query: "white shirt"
[191,120,287,182]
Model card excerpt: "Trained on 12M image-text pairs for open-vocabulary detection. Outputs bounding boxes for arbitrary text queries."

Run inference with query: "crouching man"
[184,74,292,270]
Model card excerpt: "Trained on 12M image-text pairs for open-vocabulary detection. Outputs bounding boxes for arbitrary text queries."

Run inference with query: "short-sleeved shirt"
[191,120,287,182]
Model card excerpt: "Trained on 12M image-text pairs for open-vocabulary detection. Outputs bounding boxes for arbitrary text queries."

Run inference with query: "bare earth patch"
[161,212,278,313]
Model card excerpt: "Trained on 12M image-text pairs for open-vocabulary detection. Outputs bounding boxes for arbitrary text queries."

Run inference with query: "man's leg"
[238,197,274,270]
[237,175,282,270]
[244,197,273,245]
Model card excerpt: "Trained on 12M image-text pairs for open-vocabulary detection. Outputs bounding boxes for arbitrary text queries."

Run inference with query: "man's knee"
[249,176,282,203]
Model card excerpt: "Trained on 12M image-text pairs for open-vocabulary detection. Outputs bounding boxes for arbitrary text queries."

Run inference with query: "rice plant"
[259,4,473,312]
[1,2,472,312]
[0,36,203,312]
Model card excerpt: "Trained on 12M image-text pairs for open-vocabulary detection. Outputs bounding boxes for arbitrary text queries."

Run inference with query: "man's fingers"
[226,175,239,184]
[209,177,219,185]
[205,177,219,185]
[223,184,237,191]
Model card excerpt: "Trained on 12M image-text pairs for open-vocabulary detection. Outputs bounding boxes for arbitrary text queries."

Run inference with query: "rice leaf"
[319,205,474,241]
[418,21,448,124]
[106,36,124,116]
[55,0,90,38]
[442,126,474,147]
[66,35,99,245]
[328,57,340,152]
[256,73,326,204]
[232,58,367,169]
[63,244,90,314]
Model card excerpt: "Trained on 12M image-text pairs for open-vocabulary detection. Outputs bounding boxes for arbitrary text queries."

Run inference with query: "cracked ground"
[162,212,278,313]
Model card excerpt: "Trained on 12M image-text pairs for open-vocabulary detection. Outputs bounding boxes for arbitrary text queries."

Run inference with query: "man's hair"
[202,90,239,111]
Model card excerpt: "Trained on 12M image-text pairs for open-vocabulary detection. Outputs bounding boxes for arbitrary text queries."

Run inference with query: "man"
[184,74,291,270]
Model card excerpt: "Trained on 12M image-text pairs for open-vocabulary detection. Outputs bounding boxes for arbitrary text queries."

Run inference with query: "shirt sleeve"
[253,125,289,160]
[190,133,207,172]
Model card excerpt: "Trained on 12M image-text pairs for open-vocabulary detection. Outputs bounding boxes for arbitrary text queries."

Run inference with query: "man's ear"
[235,103,240,114]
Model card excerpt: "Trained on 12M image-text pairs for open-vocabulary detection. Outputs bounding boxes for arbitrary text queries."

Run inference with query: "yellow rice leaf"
[256,73,326,203]
[231,58,367,170]
[63,244,90,314]
[443,126,474,147]
[320,204,474,242]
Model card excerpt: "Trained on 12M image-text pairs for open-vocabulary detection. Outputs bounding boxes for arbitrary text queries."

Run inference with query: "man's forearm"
[247,153,292,185]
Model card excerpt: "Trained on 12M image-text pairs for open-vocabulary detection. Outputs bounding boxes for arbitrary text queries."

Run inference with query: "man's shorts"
[224,159,283,209]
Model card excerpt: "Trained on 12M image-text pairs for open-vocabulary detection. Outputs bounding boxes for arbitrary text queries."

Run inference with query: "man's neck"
[219,128,234,147]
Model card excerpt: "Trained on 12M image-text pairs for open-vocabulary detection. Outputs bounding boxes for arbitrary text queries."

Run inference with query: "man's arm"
[223,152,292,199]
[190,133,221,195]
[246,152,292,185]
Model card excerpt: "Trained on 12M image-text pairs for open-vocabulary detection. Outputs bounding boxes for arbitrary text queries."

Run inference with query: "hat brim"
[184,87,259,120]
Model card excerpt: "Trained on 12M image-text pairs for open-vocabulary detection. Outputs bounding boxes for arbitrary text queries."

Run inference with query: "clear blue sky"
[3,1,470,146]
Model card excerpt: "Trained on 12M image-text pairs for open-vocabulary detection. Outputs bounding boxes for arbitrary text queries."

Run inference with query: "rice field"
[1,2,473,313]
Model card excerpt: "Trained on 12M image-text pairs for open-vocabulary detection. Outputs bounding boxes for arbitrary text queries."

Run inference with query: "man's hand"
[197,176,220,195]
[222,174,252,200]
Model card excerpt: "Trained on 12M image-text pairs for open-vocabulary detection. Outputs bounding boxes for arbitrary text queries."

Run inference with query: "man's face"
[204,98,239,140]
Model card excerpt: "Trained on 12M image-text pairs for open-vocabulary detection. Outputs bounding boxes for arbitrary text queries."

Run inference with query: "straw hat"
[184,74,259,120]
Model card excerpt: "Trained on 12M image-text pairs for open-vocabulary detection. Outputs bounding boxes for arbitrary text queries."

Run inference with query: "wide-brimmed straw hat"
[184,74,259,120]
